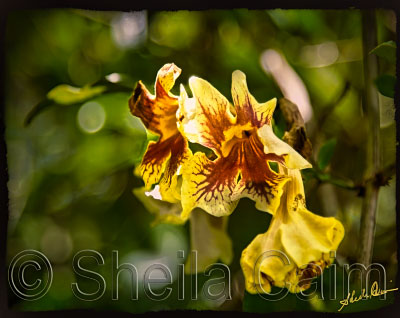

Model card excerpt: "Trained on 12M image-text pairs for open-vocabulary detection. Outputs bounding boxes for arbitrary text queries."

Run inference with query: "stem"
[315,172,359,191]
[357,10,381,269]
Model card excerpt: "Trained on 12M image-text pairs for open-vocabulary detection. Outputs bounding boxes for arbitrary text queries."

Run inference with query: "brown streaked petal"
[155,63,182,98]
[129,63,181,140]
[181,152,240,218]
[158,135,192,202]
[231,70,276,128]
[181,133,289,217]
[140,140,169,189]
[140,133,189,197]
[178,78,236,156]
[233,134,290,214]
[130,64,192,195]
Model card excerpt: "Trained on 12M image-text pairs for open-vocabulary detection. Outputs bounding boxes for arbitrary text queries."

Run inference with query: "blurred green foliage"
[370,40,396,64]
[5,9,396,313]
[375,74,396,98]
[317,138,337,171]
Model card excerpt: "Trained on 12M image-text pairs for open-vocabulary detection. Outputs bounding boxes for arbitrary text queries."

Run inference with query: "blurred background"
[5,9,396,313]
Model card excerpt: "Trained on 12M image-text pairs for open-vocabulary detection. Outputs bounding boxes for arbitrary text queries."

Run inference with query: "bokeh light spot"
[111,11,147,48]
[40,225,73,264]
[77,101,106,134]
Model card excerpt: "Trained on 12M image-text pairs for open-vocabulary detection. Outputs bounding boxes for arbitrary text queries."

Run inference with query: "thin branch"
[313,171,361,192]
[357,10,381,269]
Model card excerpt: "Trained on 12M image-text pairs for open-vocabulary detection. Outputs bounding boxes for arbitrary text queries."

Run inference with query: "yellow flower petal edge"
[240,168,344,294]
[257,125,312,170]
[231,70,275,128]
[129,63,192,202]
[178,70,309,217]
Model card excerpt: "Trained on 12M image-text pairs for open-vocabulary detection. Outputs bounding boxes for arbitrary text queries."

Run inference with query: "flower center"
[243,130,252,138]
[221,127,257,157]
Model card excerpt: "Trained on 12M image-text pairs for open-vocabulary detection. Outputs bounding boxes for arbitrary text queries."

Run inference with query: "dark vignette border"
[0,0,399,317]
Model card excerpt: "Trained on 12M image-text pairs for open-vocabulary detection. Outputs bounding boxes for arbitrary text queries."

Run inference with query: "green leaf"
[272,109,286,139]
[268,161,279,173]
[47,84,107,105]
[375,74,396,98]
[25,84,108,126]
[317,138,337,170]
[369,41,396,64]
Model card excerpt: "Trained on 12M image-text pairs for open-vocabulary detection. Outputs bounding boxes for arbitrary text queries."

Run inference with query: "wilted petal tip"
[232,69,246,81]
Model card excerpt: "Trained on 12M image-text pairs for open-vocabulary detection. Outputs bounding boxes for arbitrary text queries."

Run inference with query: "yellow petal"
[185,209,233,273]
[129,63,181,140]
[240,167,345,294]
[155,63,181,97]
[177,77,236,156]
[279,167,344,269]
[181,133,290,217]
[257,125,312,170]
[178,70,306,217]
[176,84,202,144]
[129,64,192,194]
[280,207,345,268]
[140,133,190,197]
[181,152,240,218]
[157,136,192,202]
[240,228,295,294]
[231,70,276,127]
[234,174,289,214]
[232,134,290,214]
[140,140,169,189]
[240,213,341,294]
[240,240,273,294]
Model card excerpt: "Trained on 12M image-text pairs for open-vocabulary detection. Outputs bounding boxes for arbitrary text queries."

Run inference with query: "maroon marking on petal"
[237,133,286,204]
[196,100,233,155]
[129,81,179,139]
[192,150,240,203]
[297,260,326,288]
[129,82,159,130]
[162,134,188,186]
[142,133,186,184]
[233,88,272,128]
[191,131,286,206]
[155,79,169,99]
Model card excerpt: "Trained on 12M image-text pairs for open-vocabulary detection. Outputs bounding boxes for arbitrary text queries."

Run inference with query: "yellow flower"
[240,168,344,294]
[129,63,191,203]
[177,70,311,218]
[133,186,232,273]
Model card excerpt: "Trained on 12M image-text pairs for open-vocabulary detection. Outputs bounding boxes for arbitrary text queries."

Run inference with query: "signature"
[338,281,398,312]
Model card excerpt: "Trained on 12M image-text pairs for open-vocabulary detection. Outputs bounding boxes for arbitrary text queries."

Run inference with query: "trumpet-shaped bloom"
[177,71,311,218]
[129,63,191,202]
[240,168,344,294]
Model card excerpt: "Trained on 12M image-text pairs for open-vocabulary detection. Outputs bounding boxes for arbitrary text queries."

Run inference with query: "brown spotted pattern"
[129,63,189,194]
